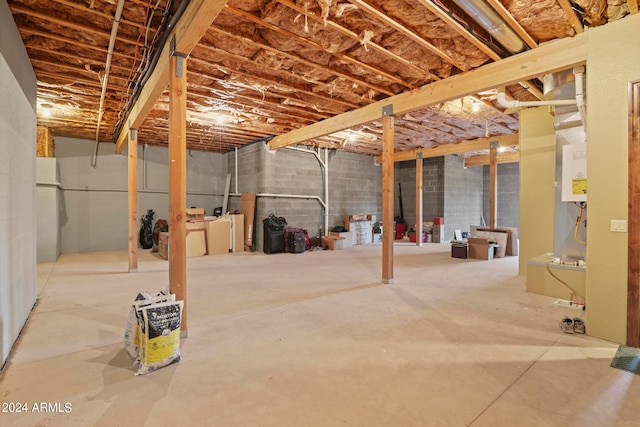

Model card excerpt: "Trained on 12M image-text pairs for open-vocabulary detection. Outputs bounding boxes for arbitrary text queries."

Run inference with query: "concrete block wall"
[482,162,520,229]
[327,150,381,227]
[228,143,382,252]
[1,0,38,368]
[395,157,445,233]
[443,155,484,240]
[423,157,445,223]
[55,138,227,254]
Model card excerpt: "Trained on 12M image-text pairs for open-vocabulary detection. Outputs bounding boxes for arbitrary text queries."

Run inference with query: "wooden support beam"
[627,80,640,347]
[115,0,229,153]
[128,128,138,273]
[464,151,520,166]
[630,0,639,14]
[382,108,394,284]
[169,54,188,334]
[415,153,423,247]
[489,141,498,229]
[379,133,519,163]
[269,32,587,150]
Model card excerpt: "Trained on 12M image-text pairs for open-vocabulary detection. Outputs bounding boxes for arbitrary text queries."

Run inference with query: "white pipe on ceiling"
[496,92,577,108]
[91,0,125,168]
[497,67,586,128]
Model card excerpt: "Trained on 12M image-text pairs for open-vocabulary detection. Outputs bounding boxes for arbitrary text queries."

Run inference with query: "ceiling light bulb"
[215,114,224,125]
[40,103,53,118]
[497,146,506,153]
[471,101,481,113]
[349,133,357,142]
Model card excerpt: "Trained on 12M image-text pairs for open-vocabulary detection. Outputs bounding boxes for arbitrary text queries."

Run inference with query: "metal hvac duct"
[450,0,526,53]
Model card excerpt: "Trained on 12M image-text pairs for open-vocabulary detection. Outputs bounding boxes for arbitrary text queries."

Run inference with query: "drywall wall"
[585,13,640,344]
[0,1,38,368]
[483,162,520,229]
[55,138,227,253]
[36,157,60,262]
[518,107,556,275]
[227,142,382,252]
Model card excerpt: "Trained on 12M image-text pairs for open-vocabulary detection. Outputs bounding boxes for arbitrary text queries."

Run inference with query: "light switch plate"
[611,220,627,232]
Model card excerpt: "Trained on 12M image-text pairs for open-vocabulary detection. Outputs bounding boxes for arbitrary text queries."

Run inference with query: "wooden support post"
[169,51,188,335]
[128,128,138,273]
[489,141,498,229]
[415,153,423,246]
[382,106,394,284]
[628,80,640,347]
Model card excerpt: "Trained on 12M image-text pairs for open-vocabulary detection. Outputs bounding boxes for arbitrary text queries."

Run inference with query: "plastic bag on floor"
[135,300,183,376]
[124,291,173,359]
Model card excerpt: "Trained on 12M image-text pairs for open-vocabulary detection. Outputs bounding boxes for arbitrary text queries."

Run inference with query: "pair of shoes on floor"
[559,317,586,334]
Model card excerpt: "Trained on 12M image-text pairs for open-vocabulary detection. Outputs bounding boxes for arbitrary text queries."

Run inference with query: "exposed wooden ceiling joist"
[346,0,461,68]
[277,0,436,81]
[629,0,639,14]
[189,45,361,111]
[270,32,587,150]
[50,0,152,32]
[415,0,500,60]
[556,0,585,34]
[9,5,139,46]
[115,0,230,154]
[204,26,384,105]
[485,0,537,49]
[224,5,405,94]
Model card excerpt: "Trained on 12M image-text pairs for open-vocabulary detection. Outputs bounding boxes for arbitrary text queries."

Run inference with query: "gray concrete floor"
[1,242,640,426]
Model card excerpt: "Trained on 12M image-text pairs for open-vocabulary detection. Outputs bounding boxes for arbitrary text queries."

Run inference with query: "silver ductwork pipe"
[450,0,526,53]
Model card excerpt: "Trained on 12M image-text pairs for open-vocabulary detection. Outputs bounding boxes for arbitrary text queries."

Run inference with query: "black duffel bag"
[263,214,287,230]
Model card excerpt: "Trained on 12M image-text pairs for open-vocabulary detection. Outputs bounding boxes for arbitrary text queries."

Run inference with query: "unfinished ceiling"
[7,0,635,156]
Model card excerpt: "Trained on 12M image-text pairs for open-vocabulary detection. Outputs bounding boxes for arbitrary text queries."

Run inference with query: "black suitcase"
[289,231,305,254]
[263,215,287,254]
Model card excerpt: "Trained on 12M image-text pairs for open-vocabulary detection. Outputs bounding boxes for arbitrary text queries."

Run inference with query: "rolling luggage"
[263,214,287,254]
[289,231,305,254]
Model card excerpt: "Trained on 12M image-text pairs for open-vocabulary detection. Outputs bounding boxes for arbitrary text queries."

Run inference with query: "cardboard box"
[468,237,495,260]
[205,217,231,255]
[186,229,207,257]
[158,232,169,260]
[230,214,244,253]
[432,224,445,243]
[451,245,467,259]
[330,231,352,248]
[322,235,345,250]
